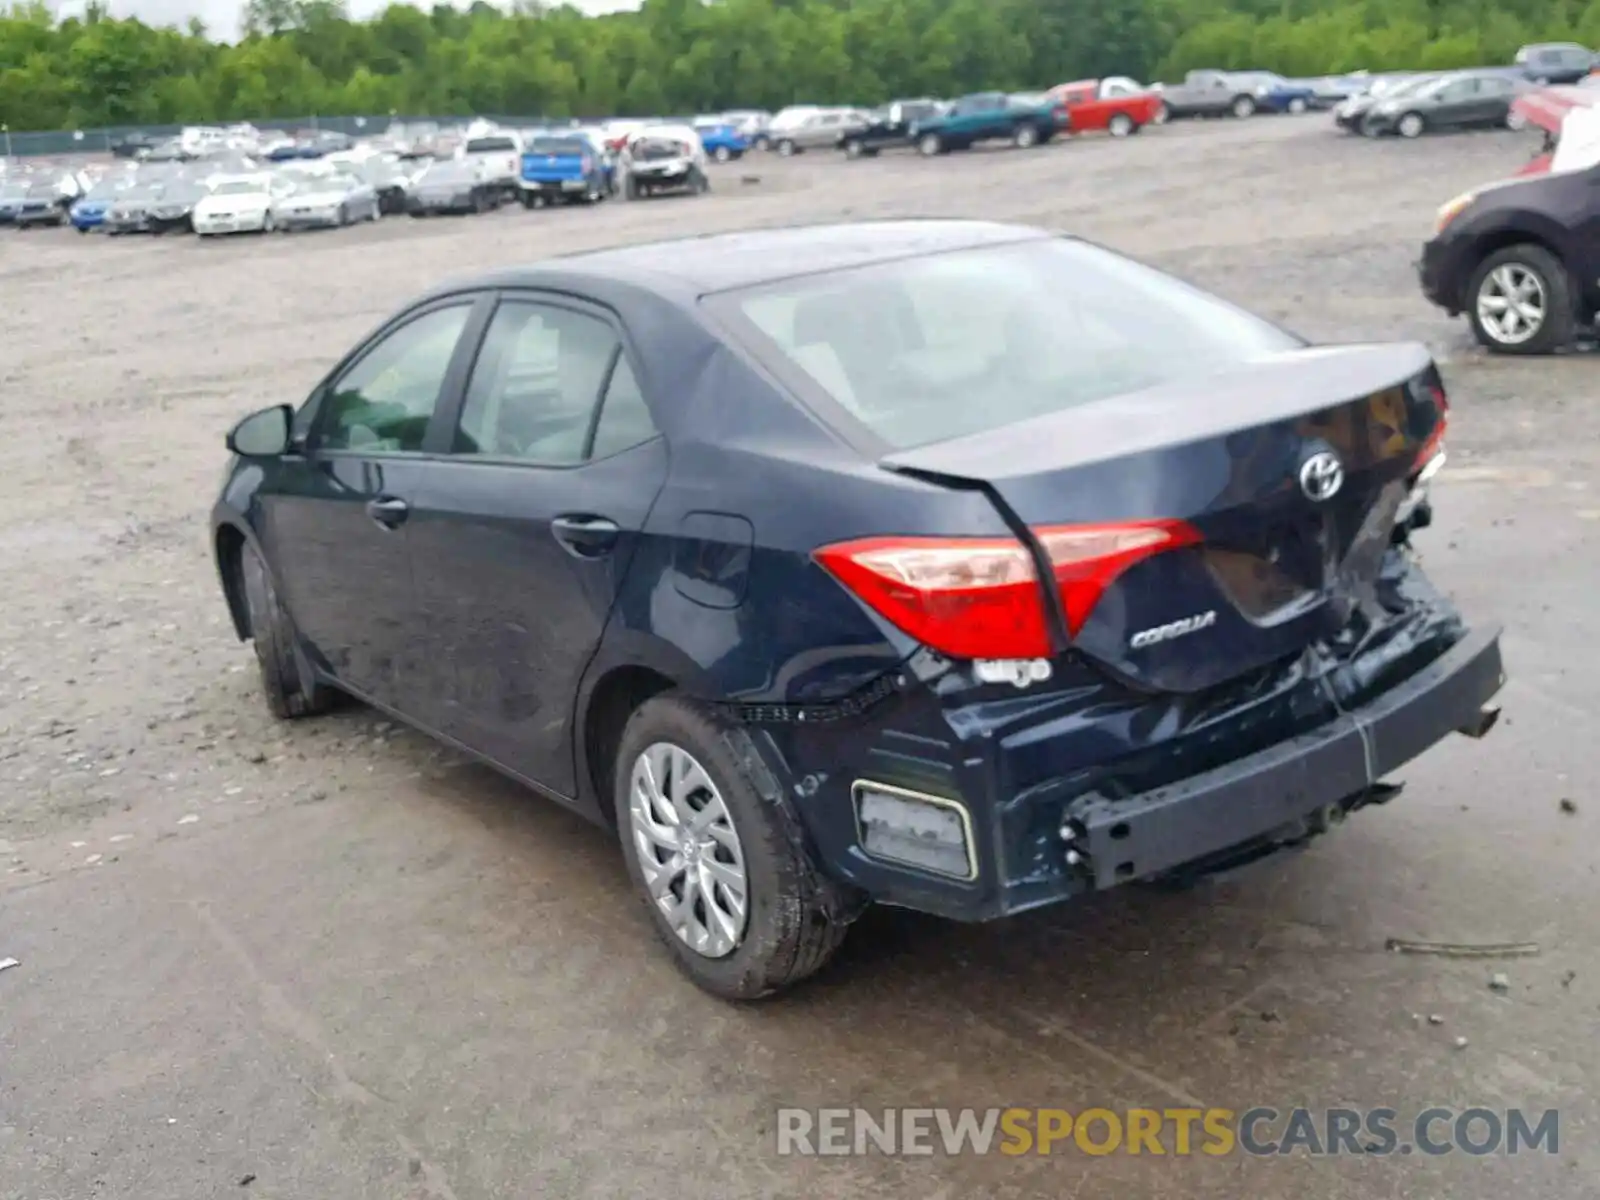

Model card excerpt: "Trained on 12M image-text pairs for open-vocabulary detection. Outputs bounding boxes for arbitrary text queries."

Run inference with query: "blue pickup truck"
[518,133,615,207]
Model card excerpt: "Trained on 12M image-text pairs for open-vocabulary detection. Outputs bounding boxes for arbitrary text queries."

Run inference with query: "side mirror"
[227,404,293,457]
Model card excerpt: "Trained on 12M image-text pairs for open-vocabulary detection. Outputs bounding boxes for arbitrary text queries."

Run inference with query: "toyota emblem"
[1299,451,1344,502]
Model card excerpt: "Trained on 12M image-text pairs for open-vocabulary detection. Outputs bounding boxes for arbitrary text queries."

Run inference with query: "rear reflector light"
[814,518,1201,659]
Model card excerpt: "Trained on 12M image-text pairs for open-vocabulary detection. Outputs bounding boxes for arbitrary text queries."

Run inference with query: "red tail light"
[814,519,1200,659]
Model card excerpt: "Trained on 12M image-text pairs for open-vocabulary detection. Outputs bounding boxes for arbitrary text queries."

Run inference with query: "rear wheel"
[918,132,943,156]
[776,138,796,156]
[1107,113,1135,137]
[238,542,336,720]
[843,137,865,159]
[1467,243,1574,355]
[1153,101,1170,124]
[1231,94,1256,118]
[614,695,852,1000]
[713,145,732,163]
[1013,123,1039,148]
[1287,96,1308,114]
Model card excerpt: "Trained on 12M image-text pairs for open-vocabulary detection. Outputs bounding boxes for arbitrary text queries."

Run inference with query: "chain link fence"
[0,114,587,158]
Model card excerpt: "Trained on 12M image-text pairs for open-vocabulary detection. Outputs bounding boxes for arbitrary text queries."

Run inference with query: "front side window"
[710,238,1299,451]
[318,304,471,453]
[454,301,620,464]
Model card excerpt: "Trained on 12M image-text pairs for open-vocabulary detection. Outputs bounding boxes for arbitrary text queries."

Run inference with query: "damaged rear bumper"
[791,625,1505,922]
[1060,626,1503,892]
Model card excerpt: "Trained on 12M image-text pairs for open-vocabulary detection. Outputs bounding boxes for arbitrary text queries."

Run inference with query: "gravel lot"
[2,115,1597,1199]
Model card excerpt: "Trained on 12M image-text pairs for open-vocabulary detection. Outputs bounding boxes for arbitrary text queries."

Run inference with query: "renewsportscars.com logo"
[775,1106,1560,1157]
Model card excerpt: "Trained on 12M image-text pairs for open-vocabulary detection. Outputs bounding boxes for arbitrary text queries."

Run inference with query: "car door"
[1475,75,1515,126]
[406,293,668,798]
[261,296,488,716]
[1431,77,1480,127]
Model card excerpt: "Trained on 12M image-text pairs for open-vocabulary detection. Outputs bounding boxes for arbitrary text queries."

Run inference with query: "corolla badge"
[1130,610,1216,649]
[1299,450,1344,502]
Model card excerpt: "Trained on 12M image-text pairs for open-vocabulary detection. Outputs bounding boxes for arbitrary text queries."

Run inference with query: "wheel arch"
[1459,227,1572,307]
[214,520,253,640]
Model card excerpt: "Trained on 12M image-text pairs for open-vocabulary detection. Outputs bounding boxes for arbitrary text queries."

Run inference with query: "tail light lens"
[814,519,1201,659]
[581,155,593,172]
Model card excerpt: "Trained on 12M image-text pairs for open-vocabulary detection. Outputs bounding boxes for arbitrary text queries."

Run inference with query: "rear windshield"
[465,136,518,153]
[528,137,585,154]
[709,238,1300,450]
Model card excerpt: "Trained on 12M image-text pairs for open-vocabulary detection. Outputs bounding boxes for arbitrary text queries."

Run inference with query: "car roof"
[448,219,1052,298]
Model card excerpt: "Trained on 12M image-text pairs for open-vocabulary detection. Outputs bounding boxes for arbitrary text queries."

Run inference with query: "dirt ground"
[2,115,1597,1199]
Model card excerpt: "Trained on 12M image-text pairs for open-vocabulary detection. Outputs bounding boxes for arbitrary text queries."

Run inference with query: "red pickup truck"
[1049,78,1165,136]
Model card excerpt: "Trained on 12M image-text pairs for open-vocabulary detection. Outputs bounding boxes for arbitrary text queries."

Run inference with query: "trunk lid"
[521,144,588,183]
[882,343,1445,693]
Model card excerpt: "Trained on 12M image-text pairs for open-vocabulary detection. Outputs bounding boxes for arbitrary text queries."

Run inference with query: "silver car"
[768,108,871,155]
[272,171,381,230]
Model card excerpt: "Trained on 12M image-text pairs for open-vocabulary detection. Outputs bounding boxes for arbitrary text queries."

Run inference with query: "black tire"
[690,167,710,194]
[776,138,796,156]
[917,131,943,156]
[1107,113,1135,138]
[1466,243,1575,356]
[624,174,641,200]
[1013,123,1039,148]
[843,137,865,159]
[239,542,336,720]
[1287,96,1308,115]
[713,145,732,163]
[1396,111,1426,138]
[1231,94,1256,118]
[1153,101,1169,124]
[613,695,852,1000]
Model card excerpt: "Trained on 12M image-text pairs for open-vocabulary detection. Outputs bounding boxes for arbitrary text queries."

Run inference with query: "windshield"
[213,179,265,195]
[528,137,585,154]
[709,239,1300,451]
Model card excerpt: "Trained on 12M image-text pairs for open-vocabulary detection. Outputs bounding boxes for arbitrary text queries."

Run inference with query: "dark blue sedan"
[211,221,1503,999]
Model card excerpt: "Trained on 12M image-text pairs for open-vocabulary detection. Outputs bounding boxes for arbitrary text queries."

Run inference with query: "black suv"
[837,99,946,158]
[1419,164,1600,353]
[1515,42,1595,85]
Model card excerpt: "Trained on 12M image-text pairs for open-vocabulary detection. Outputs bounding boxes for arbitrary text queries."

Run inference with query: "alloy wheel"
[1398,113,1424,138]
[1476,263,1547,346]
[628,742,750,959]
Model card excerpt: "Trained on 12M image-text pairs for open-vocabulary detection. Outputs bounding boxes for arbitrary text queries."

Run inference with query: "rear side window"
[708,239,1298,451]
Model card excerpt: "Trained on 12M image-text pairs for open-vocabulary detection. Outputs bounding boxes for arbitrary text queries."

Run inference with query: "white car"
[456,129,523,200]
[193,175,286,236]
[271,170,381,230]
[620,125,710,199]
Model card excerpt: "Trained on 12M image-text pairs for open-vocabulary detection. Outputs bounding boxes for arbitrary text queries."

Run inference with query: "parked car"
[274,170,381,229]
[407,159,503,216]
[763,105,825,151]
[621,127,710,198]
[1420,107,1600,353]
[110,131,162,159]
[145,178,212,235]
[1228,71,1318,114]
[102,183,164,235]
[1048,78,1162,136]
[211,218,1501,1000]
[69,177,128,232]
[694,121,749,162]
[720,109,771,146]
[193,174,287,236]
[1152,70,1261,119]
[909,92,1066,155]
[458,129,523,201]
[1515,42,1596,85]
[769,108,869,156]
[0,179,26,224]
[1297,72,1371,108]
[1333,73,1427,130]
[1361,70,1522,138]
[837,99,946,157]
[519,132,614,206]
[13,179,68,229]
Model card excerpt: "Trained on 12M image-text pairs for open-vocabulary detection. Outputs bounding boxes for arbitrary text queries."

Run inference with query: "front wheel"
[615,695,853,1000]
[1467,243,1575,355]
[776,138,796,157]
[1152,102,1170,124]
[1231,94,1256,118]
[713,145,732,163]
[1012,123,1039,148]
[917,132,943,156]
[1397,111,1426,138]
[1107,113,1135,138]
[843,137,865,159]
[239,542,337,720]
